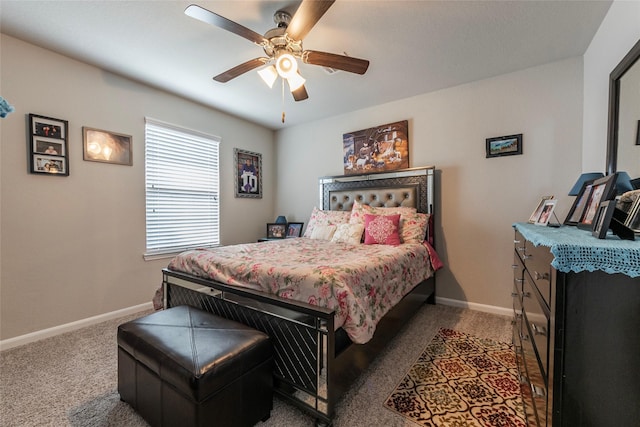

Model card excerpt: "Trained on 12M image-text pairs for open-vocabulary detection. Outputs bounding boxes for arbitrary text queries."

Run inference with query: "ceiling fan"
[185,1,370,103]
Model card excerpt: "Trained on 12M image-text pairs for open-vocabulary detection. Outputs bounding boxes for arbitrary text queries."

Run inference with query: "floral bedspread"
[168,238,435,344]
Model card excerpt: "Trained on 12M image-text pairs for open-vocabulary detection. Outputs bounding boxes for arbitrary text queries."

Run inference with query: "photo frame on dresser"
[592,200,616,239]
[535,199,558,226]
[529,196,554,223]
[565,174,617,228]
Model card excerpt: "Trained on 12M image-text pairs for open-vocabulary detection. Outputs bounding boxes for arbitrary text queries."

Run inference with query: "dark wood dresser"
[512,223,640,427]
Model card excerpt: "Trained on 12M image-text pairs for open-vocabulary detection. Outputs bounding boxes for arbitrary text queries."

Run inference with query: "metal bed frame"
[162,166,436,426]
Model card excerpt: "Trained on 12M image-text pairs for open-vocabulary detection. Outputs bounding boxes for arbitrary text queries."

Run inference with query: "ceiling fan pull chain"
[281,78,286,123]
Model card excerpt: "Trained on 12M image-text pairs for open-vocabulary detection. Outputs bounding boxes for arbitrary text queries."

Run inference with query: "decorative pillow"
[331,223,365,245]
[401,212,431,244]
[349,200,417,227]
[304,207,351,238]
[364,214,401,245]
[310,224,337,240]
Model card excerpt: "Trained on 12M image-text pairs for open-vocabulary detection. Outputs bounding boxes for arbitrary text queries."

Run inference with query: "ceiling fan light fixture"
[286,72,306,92]
[276,53,298,78]
[257,65,278,88]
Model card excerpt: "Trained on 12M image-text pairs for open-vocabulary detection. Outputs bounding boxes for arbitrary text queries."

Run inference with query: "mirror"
[606,39,640,177]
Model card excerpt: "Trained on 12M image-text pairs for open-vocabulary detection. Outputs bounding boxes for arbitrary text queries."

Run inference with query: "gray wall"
[1,1,638,343]
[274,58,583,310]
[0,35,275,340]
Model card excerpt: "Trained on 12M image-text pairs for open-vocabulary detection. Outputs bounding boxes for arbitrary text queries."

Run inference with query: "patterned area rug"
[384,328,527,426]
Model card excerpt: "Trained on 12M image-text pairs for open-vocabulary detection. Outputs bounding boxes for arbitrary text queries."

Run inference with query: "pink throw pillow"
[364,214,401,245]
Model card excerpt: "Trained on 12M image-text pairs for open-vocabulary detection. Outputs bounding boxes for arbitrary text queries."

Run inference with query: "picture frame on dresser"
[528,195,554,223]
[564,181,595,225]
[624,197,640,233]
[578,174,617,229]
[592,200,616,238]
[535,199,557,226]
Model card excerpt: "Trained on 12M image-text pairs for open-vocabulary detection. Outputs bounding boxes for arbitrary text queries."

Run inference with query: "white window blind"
[145,118,220,257]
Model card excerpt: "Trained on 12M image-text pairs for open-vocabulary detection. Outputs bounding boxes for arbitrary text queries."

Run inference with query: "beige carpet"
[0,304,512,426]
[384,328,526,426]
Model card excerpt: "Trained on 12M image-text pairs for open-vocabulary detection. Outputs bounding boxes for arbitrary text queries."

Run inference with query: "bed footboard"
[163,269,338,424]
[163,269,435,425]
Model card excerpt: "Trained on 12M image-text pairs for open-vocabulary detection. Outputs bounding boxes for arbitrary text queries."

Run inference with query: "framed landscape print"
[28,113,69,176]
[486,134,523,158]
[234,148,262,198]
[343,120,409,175]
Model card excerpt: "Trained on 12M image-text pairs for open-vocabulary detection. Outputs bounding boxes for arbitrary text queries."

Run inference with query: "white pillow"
[331,224,365,245]
[310,224,337,240]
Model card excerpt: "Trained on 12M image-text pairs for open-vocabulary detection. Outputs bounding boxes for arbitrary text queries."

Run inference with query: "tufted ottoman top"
[118,305,272,402]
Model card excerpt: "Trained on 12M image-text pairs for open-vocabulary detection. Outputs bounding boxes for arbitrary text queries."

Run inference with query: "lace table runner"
[513,223,640,278]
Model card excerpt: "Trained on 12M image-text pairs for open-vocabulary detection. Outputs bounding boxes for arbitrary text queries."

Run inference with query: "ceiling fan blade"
[302,50,369,75]
[185,4,267,46]
[286,0,335,41]
[292,85,309,102]
[213,58,269,83]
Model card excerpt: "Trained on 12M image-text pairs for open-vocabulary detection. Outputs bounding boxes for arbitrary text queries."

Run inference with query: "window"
[144,118,220,258]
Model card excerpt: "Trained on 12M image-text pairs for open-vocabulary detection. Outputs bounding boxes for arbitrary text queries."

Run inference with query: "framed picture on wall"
[234,148,262,198]
[485,134,523,158]
[83,127,132,165]
[28,113,69,176]
[342,120,409,175]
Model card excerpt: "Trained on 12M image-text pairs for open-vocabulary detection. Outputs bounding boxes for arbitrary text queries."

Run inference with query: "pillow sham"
[401,212,431,244]
[331,223,365,245]
[310,224,337,240]
[364,214,401,245]
[304,207,351,238]
[349,200,417,227]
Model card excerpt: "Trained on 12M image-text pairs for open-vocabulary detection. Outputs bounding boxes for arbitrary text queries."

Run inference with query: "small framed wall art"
[486,134,523,158]
[83,127,132,165]
[234,148,262,198]
[28,113,69,176]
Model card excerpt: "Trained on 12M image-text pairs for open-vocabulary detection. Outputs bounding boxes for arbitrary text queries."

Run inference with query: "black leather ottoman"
[117,305,273,427]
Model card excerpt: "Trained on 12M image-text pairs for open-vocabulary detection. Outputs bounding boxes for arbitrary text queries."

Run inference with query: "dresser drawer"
[520,319,547,427]
[524,242,553,308]
[522,274,549,377]
[512,252,525,315]
[514,230,528,263]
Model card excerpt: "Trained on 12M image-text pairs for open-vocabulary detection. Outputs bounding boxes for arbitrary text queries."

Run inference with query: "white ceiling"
[1,1,612,130]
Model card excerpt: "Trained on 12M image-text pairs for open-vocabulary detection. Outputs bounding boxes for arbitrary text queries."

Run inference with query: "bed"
[162,166,438,426]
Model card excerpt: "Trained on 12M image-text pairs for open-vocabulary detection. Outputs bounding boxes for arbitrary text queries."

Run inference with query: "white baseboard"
[436,297,512,318]
[0,302,153,352]
[1,298,510,351]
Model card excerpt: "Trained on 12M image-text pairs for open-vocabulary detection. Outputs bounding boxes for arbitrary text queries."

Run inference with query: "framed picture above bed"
[234,148,262,198]
[342,120,409,175]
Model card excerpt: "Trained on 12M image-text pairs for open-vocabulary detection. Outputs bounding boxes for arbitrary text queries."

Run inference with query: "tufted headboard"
[318,166,434,215]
